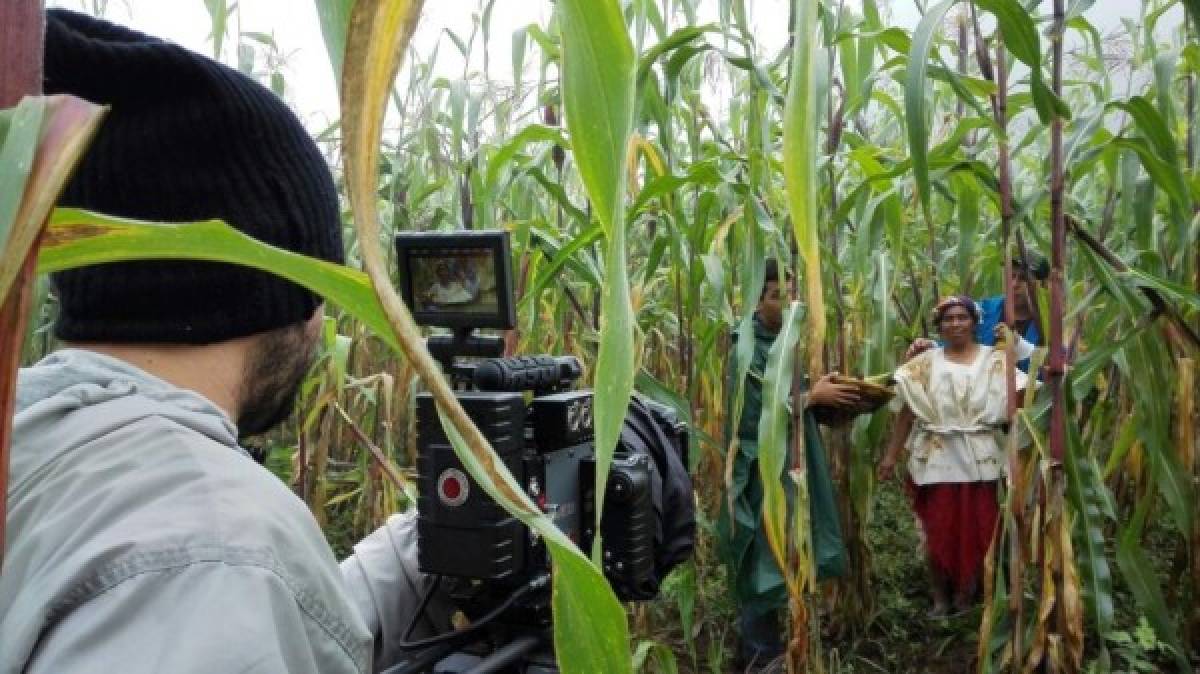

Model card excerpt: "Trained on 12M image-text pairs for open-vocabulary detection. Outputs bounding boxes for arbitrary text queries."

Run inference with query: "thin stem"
[1048,0,1067,465]
[992,30,1026,666]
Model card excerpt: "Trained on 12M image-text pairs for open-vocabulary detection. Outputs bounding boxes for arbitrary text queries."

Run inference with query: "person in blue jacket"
[907,254,1048,370]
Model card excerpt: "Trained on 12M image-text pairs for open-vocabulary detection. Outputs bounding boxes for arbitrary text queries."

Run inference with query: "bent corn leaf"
[0,98,45,259]
[782,0,825,379]
[40,209,398,351]
[559,0,637,616]
[904,0,958,231]
[335,1,631,671]
[1,97,104,306]
[757,302,803,589]
[313,0,354,83]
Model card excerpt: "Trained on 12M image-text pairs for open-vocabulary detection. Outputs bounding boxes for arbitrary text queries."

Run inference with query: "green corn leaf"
[1147,435,1195,537]
[40,209,401,352]
[1110,96,1182,169]
[904,0,958,229]
[525,167,591,227]
[1,97,105,306]
[484,123,569,189]
[312,0,353,83]
[635,368,692,426]
[664,44,713,89]
[930,117,997,160]
[1115,329,1193,540]
[559,0,637,597]
[974,0,1069,122]
[1123,268,1200,312]
[873,26,912,54]
[927,64,997,99]
[631,160,722,214]
[783,0,826,379]
[1068,326,1141,402]
[1116,496,1189,671]
[1107,137,1192,215]
[558,0,635,238]
[0,98,45,256]
[511,26,528,99]
[524,23,560,60]
[524,221,604,307]
[1185,0,1200,37]
[203,0,232,59]
[726,205,766,468]
[757,301,803,580]
[1064,408,1115,638]
[636,24,717,82]
[974,0,1039,65]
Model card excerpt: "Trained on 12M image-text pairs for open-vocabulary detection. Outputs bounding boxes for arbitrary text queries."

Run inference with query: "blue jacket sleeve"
[976,296,1005,346]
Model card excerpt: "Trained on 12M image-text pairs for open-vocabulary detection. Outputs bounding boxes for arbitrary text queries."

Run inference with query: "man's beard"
[237,320,318,440]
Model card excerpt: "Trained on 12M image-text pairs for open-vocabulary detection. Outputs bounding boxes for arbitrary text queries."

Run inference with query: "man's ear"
[304,305,325,337]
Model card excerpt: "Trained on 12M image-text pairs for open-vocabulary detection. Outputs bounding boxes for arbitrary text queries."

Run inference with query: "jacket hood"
[14,349,241,467]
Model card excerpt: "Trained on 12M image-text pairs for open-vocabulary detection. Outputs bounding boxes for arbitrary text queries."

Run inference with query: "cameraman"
[1,10,447,673]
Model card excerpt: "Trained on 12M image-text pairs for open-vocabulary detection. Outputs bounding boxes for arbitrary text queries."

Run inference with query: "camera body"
[413,367,657,607]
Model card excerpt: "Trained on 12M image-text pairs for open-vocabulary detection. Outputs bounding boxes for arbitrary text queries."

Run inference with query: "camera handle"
[428,329,505,387]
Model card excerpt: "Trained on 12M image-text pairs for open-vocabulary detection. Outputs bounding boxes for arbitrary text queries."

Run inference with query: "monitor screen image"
[394,230,516,330]
[409,248,498,315]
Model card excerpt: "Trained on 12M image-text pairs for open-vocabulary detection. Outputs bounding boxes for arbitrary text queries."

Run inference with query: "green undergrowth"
[266,440,1192,672]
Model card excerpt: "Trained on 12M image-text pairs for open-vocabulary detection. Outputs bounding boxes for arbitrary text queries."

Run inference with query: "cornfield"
[3,0,1200,672]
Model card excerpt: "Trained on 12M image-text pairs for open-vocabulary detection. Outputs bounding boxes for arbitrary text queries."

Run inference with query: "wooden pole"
[0,0,46,572]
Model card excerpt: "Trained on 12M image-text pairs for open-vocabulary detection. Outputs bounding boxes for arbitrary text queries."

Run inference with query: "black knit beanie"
[43,9,345,344]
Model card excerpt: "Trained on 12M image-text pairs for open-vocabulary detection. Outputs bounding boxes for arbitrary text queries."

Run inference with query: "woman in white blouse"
[877,295,1030,617]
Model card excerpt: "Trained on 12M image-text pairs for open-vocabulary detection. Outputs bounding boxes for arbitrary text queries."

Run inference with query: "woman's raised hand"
[904,338,936,361]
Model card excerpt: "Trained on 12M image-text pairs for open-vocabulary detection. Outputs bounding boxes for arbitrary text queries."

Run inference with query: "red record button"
[437,468,469,507]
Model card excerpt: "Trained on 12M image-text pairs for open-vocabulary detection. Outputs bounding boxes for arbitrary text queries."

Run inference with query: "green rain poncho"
[716,316,846,617]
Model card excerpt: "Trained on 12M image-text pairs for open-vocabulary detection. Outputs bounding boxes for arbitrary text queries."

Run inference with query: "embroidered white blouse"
[892,346,1029,485]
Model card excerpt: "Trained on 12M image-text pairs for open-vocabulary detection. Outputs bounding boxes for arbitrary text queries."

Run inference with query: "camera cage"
[394,230,517,331]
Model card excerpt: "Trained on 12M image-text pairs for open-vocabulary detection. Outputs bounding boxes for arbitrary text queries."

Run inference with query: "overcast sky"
[47,0,1171,131]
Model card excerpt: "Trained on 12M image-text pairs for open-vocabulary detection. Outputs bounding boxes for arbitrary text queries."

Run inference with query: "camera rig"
[386,231,689,674]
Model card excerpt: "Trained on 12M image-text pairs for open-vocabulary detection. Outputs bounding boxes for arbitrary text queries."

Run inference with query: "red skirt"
[906,480,999,593]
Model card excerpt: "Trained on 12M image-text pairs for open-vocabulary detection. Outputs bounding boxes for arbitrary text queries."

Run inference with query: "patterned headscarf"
[932,295,981,326]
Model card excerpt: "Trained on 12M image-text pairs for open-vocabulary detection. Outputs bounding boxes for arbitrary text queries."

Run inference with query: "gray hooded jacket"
[1,350,448,673]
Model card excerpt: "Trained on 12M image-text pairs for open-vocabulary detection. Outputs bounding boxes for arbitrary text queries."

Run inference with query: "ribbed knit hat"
[44,9,345,344]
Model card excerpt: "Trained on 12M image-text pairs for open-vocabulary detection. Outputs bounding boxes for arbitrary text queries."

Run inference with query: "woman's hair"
[932,295,981,326]
[1014,253,1050,281]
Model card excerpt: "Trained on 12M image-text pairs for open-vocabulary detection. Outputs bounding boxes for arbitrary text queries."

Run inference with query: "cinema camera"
[387,231,691,674]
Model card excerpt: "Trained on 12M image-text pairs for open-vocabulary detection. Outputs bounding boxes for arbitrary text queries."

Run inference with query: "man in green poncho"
[717,259,863,669]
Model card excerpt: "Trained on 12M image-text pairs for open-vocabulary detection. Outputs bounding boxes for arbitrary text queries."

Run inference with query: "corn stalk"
[0,0,43,574]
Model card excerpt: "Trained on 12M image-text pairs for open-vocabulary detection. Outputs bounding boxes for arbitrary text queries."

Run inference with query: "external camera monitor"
[394,230,516,330]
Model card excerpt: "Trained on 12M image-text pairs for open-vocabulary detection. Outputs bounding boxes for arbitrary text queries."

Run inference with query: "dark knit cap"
[44,9,345,344]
